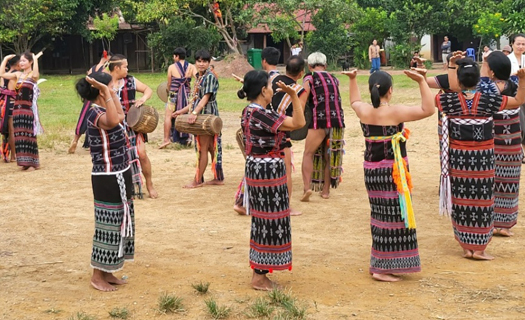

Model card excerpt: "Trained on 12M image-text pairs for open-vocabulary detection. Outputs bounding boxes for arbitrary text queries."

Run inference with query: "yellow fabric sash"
[369,128,416,229]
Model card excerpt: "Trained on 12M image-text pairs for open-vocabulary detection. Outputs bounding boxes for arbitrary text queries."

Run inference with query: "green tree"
[91,13,119,52]
[147,17,222,69]
[0,0,78,52]
[250,0,321,50]
[350,7,389,69]
[122,0,250,54]
[502,0,525,36]
[473,12,506,49]
[305,1,357,66]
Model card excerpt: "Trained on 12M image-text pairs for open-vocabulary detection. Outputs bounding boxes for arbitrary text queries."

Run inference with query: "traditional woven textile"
[361,123,421,275]
[436,91,507,251]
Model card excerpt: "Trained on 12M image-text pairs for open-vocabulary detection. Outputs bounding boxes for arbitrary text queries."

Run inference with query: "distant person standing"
[441,36,451,69]
[482,46,493,59]
[502,45,512,56]
[369,39,381,74]
[291,42,303,56]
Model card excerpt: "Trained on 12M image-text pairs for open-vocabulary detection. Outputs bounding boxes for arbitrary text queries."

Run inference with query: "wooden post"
[136,33,139,72]
[151,46,154,73]
[263,34,267,48]
[89,42,93,67]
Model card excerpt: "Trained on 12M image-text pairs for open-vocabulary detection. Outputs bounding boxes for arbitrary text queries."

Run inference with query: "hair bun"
[237,89,246,99]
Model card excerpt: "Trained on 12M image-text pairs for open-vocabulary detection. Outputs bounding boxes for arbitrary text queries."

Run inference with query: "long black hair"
[75,72,112,102]
[369,71,392,108]
[456,58,480,89]
[486,51,517,96]
[237,70,269,101]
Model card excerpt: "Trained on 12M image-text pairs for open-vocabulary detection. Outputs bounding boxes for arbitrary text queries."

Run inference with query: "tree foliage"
[147,17,222,69]
[122,0,250,54]
[473,12,506,48]
[250,0,322,50]
[350,7,388,69]
[305,1,357,65]
[91,13,119,52]
[0,0,78,52]
[501,0,525,36]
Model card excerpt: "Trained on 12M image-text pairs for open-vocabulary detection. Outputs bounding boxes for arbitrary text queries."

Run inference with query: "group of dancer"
[238,37,525,287]
[3,34,523,291]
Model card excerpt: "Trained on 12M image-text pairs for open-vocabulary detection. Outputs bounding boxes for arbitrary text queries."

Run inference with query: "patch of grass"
[157,292,184,314]
[281,300,307,320]
[191,281,210,294]
[268,288,294,306]
[108,307,130,319]
[67,312,96,320]
[205,298,231,319]
[246,297,275,318]
[267,289,307,320]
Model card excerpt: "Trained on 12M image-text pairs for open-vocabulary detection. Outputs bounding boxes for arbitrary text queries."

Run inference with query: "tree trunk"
[190,7,240,55]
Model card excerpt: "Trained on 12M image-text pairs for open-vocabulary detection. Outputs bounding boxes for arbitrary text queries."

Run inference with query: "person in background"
[369,39,381,74]
[441,36,452,69]
[502,45,512,56]
[482,46,493,59]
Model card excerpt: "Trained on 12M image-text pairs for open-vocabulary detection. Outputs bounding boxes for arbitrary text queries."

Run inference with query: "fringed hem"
[311,128,344,191]
[250,263,293,273]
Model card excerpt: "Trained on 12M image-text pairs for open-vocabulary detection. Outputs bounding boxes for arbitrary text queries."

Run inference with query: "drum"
[235,128,246,159]
[127,105,160,134]
[175,114,223,136]
[156,81,168,103]
[290,105,312,141]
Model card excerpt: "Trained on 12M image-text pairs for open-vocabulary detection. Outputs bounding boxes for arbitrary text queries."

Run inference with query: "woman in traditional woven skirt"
[0,55,20,162]
[343,69,434,282]
[478,51,522,237]
[238,70,305,290]
[437,54,525,260]
[76,72,133,292]
[0,52,42,170]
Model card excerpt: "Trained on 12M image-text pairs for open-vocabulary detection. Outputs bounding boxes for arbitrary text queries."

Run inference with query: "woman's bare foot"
[251,273,279,291]
[233,204,246,215]
[25,166,36,172]
[300,190,312,202]
[462,249,473,259]
[372,273,401,282]
[104,273,128,285]
[147,184,158,199]
[320,193,330,199]
[91,270,117,292]
[494,228,514,237]
[290,208,302,216]
[472,251,494,260]
[183,180,204,188]
[68,140,78,154]
[205,179,224,186]
[158,141,170,149]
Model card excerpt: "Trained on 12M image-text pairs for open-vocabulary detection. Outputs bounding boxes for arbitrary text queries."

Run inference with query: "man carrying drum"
[173,49,224,188]
[159,47,196,149]
[108,54,158,199]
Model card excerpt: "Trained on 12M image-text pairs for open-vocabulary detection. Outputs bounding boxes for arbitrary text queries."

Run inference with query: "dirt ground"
[1,108,525,320]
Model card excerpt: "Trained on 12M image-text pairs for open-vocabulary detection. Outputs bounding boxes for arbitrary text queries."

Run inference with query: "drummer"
[173,49,223,188]
[108,54,158,199]
[159,47,196,149]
